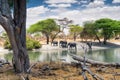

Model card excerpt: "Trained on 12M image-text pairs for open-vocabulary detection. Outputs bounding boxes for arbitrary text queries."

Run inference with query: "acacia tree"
[0,0,30,73]
[111,20,120,38]
[28,19,59,44]
[81,21,96,41]
[94,18,120,44]
[69,25,83,41]
[81,21,101,43]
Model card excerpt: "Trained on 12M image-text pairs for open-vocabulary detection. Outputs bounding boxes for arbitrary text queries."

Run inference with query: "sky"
[26,0,120,28]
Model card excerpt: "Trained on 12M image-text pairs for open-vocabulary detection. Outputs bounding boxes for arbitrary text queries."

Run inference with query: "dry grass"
[0,62,120,80]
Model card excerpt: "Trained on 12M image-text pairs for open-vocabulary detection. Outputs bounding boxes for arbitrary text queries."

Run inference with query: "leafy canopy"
[80,21,96,39]
[94,18,120,39]
[69,25,83,34]
[28,19,59,34]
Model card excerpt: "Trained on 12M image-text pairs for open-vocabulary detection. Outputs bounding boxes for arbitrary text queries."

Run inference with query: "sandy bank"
[39,41,120,51]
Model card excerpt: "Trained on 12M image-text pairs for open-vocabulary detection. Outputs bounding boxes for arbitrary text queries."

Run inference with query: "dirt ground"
[0,62,120,80]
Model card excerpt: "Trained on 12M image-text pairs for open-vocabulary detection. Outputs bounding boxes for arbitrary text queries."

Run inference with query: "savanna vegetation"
[81,18,120,44]
[28,19,60,44]
[0,0,120,80]
[4,36,41,50]
[69,25,83,41]
[27,18,120,44]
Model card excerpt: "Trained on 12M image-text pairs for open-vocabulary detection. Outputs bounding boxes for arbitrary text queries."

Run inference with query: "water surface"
[2,48,120,63]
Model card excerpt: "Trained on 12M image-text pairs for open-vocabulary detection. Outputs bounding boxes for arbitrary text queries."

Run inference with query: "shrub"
[4,37,41,50]
[26,38,34,50]
[4,39,12,50]
[33,40,41,49]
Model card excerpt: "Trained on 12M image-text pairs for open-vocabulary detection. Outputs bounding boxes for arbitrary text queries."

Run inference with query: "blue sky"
[26,0,120,28]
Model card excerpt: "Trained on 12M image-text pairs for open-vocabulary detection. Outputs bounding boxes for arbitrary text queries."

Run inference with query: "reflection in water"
[3,48,120,63]
[38,50,74,63]
[86,48,120,63]
[4,51,41,63]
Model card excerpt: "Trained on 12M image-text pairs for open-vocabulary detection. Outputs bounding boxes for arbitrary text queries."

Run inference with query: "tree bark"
[95,34,101,43]
[45,33,49,44]
[0,0,30,73]
[103,37,107,44]
[51,31,60,43]
[73,33,76,41]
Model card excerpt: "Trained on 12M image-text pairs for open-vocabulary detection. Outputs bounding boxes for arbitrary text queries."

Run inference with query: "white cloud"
[57,6,120,25]
[49,3,71,8]
[26,6,49,28]
[78,0,88,4]
[26,2,120,28]
[50,8,69,13]
[112,0,120,3]
[27,6,49,15]
[87,0,105,8]
[45,0,77,4]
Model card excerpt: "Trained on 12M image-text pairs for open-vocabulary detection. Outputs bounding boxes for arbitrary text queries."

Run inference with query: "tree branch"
[0,0,14,32]
[0,0,11,18]
[70,54,120,67]
[0,14,10,31]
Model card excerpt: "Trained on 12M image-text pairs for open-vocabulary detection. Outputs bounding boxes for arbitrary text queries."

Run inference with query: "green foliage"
[93,18,120,44]
[27,18,59,44]
[26,37,42,50]
[26,38,34,50]
[4,37,41,50]
[33,40,41,49]
[1,32,8,39]
[4,39,12,50]
[33,32,42,37]
[80,19,120,43]
[94,18,120,39]
[81,21,96,40]
[27,19,59,34]
[70,25,83,34]
[69,25,83,40]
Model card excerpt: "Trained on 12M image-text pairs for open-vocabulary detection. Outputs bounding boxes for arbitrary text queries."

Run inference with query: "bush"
[4,37,41,50]
[4,39,12,50]
[26,38,41,50]
[33,40,41,49]
[26,38,34,50]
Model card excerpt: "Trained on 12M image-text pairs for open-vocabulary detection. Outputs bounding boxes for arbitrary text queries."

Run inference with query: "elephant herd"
[51,41,77,49]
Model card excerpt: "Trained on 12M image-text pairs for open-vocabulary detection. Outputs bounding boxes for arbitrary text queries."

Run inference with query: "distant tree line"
[27,18,120,44]
[81,18,120,44]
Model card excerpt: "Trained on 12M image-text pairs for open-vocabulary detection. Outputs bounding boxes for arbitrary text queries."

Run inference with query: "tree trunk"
[103,30,107,44]
[95,34,101,43]
[45,34,49,44]
[103,37,107,44]
[13,0,30,73]
[0,0,30,73]
[51,31,60,44]
[73,33,76,41]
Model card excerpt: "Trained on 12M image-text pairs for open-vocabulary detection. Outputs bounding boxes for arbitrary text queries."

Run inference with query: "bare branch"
[27,63,37,73]
[70,54,120,67]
